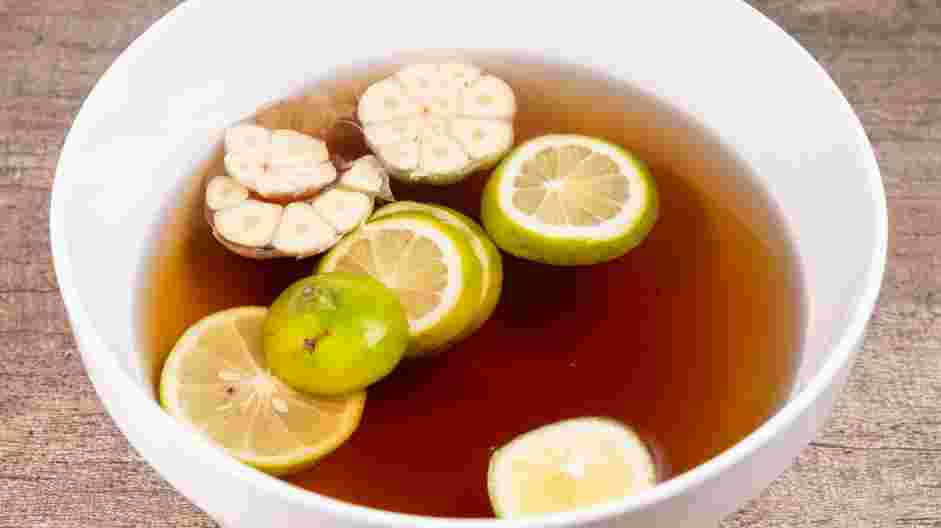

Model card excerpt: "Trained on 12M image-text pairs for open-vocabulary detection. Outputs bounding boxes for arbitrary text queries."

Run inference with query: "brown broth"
[139,57,801,519]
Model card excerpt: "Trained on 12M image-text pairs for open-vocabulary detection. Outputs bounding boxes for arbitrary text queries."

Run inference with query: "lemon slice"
[317,213,482,356]
[159,306,365,475]
[481,134,658,266]
[488,417,657,518]
[371,201,502,335]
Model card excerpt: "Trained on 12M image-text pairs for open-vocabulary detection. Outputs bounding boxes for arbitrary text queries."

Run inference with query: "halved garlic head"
[358,63,516,185]
[207,128,391,260]
[223,125,337,200]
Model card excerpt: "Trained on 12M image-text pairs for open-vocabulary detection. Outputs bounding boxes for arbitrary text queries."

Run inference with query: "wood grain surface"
[1,1,938,526]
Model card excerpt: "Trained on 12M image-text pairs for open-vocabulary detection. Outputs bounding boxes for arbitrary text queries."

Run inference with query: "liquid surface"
[140,58,800,518]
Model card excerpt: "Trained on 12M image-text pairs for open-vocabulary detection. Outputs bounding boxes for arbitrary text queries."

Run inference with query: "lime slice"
[317,213,482,356]
[159,306,365,475]
[488,417,657,518]
[481,134,658,266]
[371,201,502,335]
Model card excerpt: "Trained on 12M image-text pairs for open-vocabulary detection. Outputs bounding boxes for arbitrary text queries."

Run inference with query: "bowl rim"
[50,0,888,525]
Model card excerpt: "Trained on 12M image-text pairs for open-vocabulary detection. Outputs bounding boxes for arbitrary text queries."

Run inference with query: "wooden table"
[2,1,938,526]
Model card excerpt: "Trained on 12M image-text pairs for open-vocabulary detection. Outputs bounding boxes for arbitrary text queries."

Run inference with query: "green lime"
[263,272,409,396]
[481,134,658,266]
[317,212,482,357]
[159,306,365,475]
[371,201,503,335]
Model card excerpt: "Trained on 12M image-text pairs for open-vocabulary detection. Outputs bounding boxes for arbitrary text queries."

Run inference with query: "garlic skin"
[358,63,516,185]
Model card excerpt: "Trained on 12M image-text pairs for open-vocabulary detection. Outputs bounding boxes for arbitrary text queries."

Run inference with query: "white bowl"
[50,1,887,526]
